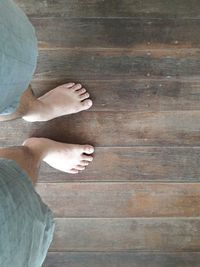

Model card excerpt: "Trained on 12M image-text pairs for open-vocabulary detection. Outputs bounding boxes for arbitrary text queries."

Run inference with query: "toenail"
[86,99,93,106]
[87,146,94,153]
[83,99,91,104]
[65,82,75,88]
[81,93,89,99]
[78,88,86,94]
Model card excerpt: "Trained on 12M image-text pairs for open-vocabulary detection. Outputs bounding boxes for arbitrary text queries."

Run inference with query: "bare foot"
[22,83,93,122]
[23,137,94,173]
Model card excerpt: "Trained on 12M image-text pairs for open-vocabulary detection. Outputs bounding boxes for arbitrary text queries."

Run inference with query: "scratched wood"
[36,183,200,217]
[34,49,200,80]
[50,218,200,251]
[27,111,200,146]
[12,0,200,263]
[43,252,200,267]
[38,147,200,182]
[29,18,200,49]
[1,111,200,147]
[16,0,200,18]
[31,80,200,112]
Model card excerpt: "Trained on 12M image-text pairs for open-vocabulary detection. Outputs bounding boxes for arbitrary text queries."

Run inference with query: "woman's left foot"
[22,83,93,122]
[23,137,94,174]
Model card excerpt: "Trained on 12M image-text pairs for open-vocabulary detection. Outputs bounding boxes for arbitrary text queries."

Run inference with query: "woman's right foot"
[23,137,94,174]
[22,83,93,122]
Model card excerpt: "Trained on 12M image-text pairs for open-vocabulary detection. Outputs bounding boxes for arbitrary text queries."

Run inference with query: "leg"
[0,85,37,122]
[0,148,55,267]
[0,82,93,122]
[0,145,41,184]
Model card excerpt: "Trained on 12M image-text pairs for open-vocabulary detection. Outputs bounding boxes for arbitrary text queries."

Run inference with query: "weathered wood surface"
[32,80,200,112]
[26,111,200,146]
[1,111,200,147]
[30,18,200,49]
[16,0,200,18]
[38,147,200,182]
[44,252,200,267]
[13,0,200,264]
[50,218,200,251]
[35,50,200,80]
[36,183,200,217]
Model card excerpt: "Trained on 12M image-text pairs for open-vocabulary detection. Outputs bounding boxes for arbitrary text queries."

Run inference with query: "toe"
[71,83,82,91]
[63,82,75,88]
[69,169,79,174]
[80,92,90,100]
[80,160,90,166]
[76,88,87,95]
[82,155,93,161]
[81,99,93,110]
[75,165,86,171]
[83,145,94,154]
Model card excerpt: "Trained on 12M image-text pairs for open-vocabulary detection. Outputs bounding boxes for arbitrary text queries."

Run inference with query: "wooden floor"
[10,0,200,266]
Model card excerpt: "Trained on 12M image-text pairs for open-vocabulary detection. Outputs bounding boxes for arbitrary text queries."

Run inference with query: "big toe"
[82,145,94,154]
[81,99,93,110]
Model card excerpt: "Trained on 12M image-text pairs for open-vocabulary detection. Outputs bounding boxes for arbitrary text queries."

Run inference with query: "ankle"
[22,99,45,122]
[0,146,40,183]
[23,138,47,161]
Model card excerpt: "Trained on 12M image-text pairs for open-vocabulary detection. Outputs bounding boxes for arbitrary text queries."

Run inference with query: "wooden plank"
[50,218,200,251]
[38,147,200,182]
[36,183,200,217]
[31,80,200,112]
[43,252,200,267]
[24,111,200,146]
[1,111,200,147]
[31,18,200,49]
[34,49,200,80]
[16,0,200,18]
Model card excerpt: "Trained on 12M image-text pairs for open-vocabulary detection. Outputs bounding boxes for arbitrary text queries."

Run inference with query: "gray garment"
[0,0,38,115]
[0,1,55,266]
[0,158,55,267]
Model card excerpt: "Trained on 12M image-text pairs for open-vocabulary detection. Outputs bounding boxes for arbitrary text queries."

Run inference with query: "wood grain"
[16,0,200,18]
[43,252,200,267]
[34,49,200,80]
[36,183,200,217]
[38,147,200,182]
[26,111,200,146]
[31,80,200,112]
[10,0,200,261]
[30,18,200,49]
[50,218,200,251]
[1,111,200,147]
